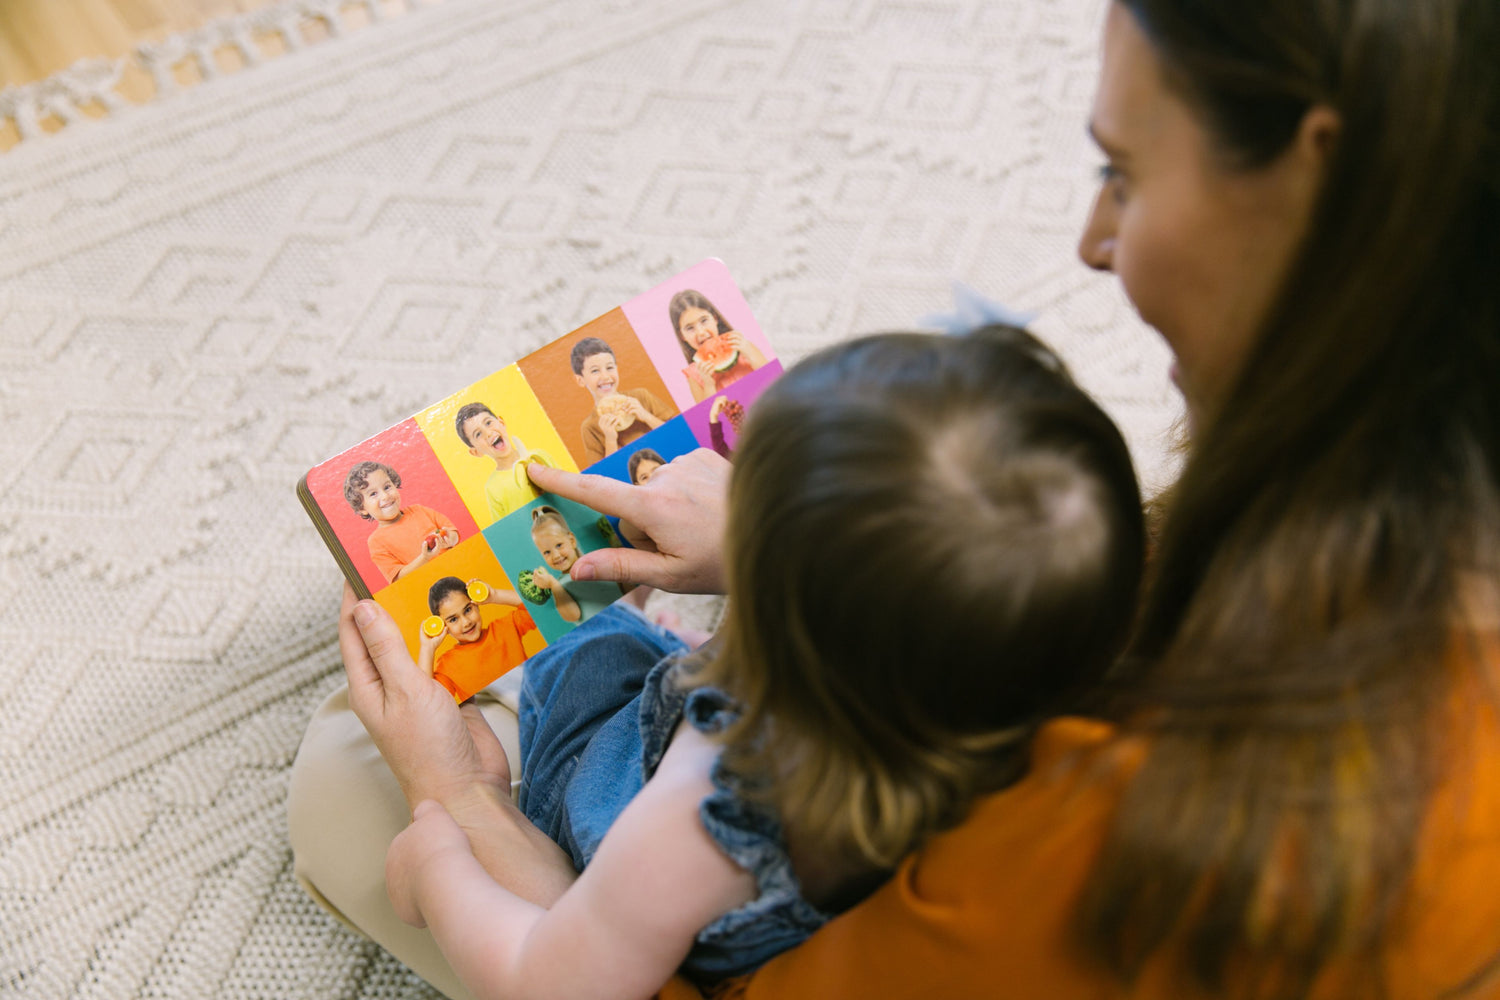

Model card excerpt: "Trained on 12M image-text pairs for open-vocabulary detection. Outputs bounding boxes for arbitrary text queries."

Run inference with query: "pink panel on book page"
[620,258,777,412]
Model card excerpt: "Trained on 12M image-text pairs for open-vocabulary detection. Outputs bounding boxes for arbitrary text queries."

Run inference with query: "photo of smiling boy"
[571,336,674,464]
[454,402,559,522]
[416,576,539,703]
[527,505,621,624]
[343,460,460,584]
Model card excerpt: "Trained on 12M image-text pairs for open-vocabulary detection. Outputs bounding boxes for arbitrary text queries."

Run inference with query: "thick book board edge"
[297,474,372,602]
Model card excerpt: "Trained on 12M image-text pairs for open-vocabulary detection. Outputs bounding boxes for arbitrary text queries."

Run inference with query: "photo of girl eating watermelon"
[668,289,769,403]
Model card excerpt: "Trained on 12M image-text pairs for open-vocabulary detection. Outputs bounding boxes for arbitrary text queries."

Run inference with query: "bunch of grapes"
[719,398,745,431]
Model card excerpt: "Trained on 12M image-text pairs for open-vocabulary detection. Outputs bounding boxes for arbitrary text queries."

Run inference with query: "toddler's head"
[343,461,403,522]
[428,577,483,644]
[628,448,666,485]
[529,506,582,574]
[704,326,1145,866]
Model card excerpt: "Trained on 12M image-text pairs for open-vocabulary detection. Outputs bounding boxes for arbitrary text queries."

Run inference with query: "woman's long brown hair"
[1080,1,1500,996]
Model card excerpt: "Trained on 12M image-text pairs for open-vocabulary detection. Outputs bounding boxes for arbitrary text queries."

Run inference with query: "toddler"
[386,326,1146,997]
[343,460,459,583]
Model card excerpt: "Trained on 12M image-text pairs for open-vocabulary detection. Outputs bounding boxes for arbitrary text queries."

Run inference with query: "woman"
[289,0,1500,996]
[668,289,768,403]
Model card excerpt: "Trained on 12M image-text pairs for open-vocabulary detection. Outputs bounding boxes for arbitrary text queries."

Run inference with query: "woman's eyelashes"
[1097,162,1127,203]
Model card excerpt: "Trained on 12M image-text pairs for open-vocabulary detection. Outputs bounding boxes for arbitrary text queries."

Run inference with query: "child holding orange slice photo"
[416,577,538,702]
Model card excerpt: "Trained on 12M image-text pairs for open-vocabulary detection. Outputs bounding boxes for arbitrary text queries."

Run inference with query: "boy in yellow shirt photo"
[454,402,558,522]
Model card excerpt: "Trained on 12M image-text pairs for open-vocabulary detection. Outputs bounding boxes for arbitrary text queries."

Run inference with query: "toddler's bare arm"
[388,724,755,1000]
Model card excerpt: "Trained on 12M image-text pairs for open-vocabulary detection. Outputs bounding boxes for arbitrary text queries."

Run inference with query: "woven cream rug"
[0,0,1177,996]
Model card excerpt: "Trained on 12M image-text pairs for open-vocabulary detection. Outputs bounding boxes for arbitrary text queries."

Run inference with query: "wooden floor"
[0,1,276,88]
[0,1,387,149]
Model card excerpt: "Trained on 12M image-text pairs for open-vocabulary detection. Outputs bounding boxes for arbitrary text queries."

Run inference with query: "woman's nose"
[1077,191,1116,272]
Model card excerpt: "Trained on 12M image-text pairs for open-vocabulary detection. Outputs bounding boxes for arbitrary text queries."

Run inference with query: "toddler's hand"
[531,566,557,590]
[386,799,473,928]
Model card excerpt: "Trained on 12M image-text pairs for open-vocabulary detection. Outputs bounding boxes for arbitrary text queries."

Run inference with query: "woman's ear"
[1274,104,1340,221]
[1297,104,1341,167]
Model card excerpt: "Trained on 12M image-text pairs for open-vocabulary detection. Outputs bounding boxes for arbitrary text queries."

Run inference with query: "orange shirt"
[433,608,538,702]
[367,504,456,583]
[675,636,1500,1000]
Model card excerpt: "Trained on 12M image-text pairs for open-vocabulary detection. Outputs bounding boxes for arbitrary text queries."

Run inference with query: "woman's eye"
[1097,163,1127,201]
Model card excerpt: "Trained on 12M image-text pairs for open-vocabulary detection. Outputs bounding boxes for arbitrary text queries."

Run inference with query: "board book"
[297,259,782,701]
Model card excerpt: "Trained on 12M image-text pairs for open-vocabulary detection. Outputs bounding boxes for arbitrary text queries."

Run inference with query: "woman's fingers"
[343,587,426,703]
[339,584,386,716]
[528,449,730,593]
[569,545,676,588]
[527,463,638,521]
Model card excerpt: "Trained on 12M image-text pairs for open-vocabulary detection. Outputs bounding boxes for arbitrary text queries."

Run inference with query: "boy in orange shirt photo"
[343,460,460,583]
[416,576,539,702]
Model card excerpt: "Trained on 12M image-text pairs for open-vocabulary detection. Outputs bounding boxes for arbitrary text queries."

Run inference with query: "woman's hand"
[341,584,512,805]
[527,450,730,594]
[340,584,581,907]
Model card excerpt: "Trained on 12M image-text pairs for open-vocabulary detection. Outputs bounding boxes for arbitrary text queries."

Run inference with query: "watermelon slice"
[517,569,551,605]
[693,334,740,374]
